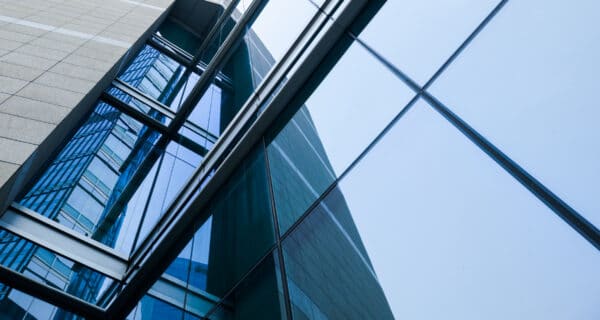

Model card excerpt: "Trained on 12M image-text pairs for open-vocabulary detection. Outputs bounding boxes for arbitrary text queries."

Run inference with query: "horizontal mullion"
[0,264,106,320]
[1,204,128,280]
[100,92,170,136]
[112,80,177,120]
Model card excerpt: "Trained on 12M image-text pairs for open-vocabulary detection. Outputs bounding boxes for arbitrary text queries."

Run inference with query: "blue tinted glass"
[132,142,202,252]
[429,0,600,229]
[217,0,318,118]
[302,99,600,319]
[16,101,179,256]
[0,287,84,320]
[118,45,185,107]
[267,41,414,235]
[359,0,499,84]
[0,230,119,310]
[165,145,275,305]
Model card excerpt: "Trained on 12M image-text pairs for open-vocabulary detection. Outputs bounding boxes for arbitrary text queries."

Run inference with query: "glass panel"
[166,144,275,302]
[285,98,600,319]
[0,287,85,320]
[359,0,499,84]
[16,101,203,256]
[125,141,202,253]
[128,295,183,320]
[174,75,228,151]
[0,229,119,309]
[127,295,203,320]
[149,221,218,317]
[18,102,159,245]
[118,45,186,108]
[157,18,203,55]
[216,0,318,116]
[105,86,172,126]
[207,252,285,320]
[429,1,600,228]
[267,40,414,235]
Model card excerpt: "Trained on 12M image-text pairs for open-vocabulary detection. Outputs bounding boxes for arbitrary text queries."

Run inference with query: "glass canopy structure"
[0,0,599,319]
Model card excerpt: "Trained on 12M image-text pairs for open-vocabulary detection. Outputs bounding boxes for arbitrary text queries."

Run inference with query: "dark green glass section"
[282,187,393,320]
[206,144,275,297]
[157,18,203,55]
[208,252,285,320]
[266,106,336,235]
[167,144,276,305]
[220,42,255,130]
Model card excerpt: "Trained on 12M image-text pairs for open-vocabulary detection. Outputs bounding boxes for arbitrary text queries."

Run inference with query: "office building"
[0,0,599,319]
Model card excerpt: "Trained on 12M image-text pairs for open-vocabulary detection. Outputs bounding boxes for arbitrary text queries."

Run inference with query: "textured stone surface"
[0,0,173,188]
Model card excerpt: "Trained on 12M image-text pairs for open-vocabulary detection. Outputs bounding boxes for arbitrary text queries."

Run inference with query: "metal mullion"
[262,137,293,320]
[2,204,129,280]
[165,0,268,135]
[422,93,600,251]
[174,133,209,157]
[152,34,194,61]
[112,79,177,120]
[147,36,194,68]
[90,136,169,245]
[182,120,219,142]
[0,264,105,320]
[191,0,241,59]
[107,0,368,318]
[100,92,170,136]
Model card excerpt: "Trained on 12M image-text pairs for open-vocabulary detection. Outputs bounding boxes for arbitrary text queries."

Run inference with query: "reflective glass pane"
[118,45,186,107]
[156,18,203,55]
[267,40,414,235]
[359,0,499,84]
[167,145,275,302]
[175,75,230,150]
[429,0,600,228]
[127,295,183,320]
[124,141,202,253]
[18,102,162,252]
[207,252,285,320]
[0,229,119,309]
[286,98,600,319]
[106,86,173,126]
[0,287,84,320]
[217,0,318,116]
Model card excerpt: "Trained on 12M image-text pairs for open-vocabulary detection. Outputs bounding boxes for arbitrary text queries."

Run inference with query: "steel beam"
[107,0,368,318]
[0,204,128,280]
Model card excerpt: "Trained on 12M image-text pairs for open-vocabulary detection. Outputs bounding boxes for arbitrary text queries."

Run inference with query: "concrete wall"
[0,0,174,211]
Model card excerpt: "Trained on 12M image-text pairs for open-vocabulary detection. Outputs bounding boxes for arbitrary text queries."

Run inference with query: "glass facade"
[1,0,599,319]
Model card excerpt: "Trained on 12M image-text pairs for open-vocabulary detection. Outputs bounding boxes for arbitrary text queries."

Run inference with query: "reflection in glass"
[0,230,118,318]
[319,99,600,319]
[165,145,275,306]
[118,45,186,108]
[0,287,85,320]
[216,0,317,116]
[208,252,285,320]
[429,0,600,228]
[18,102,159,246]
[126,294,206,320]
[359,0,498,84]
[267,40,414,235]
[127,141,202,253]
[105,86,172,126]
[282,186,392,320]
[156,18,203,55]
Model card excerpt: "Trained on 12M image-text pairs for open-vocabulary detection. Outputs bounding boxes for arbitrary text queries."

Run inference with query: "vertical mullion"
[261,137,293,320]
